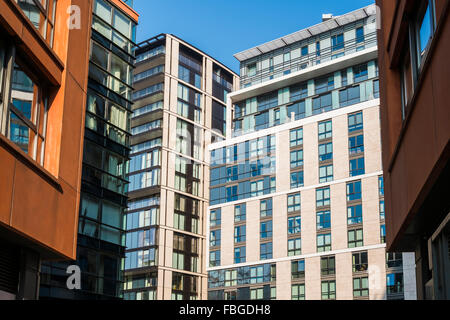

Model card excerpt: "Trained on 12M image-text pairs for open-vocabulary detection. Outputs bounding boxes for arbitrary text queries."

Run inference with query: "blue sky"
[134,0,374,74]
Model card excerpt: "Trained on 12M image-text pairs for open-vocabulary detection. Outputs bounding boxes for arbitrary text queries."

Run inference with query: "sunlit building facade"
[207,5,417,300]
[123,34,239,300]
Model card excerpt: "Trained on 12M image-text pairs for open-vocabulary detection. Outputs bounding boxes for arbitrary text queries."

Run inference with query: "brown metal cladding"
[376,0,450,251]
[0,0,92,260]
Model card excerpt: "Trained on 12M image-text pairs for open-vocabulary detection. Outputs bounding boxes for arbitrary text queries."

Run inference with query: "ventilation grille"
[0,243,19,294]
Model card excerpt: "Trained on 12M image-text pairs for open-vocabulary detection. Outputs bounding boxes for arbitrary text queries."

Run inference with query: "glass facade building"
[123,34,238,300]
[208,5,417,301]
[39,0,138,300]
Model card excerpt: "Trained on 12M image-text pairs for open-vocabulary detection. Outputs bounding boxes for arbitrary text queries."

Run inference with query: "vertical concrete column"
[362,176,382,246]
[363,106,382,174]
[246,200,260,263]
[335,252,353,300]
[276,260,292,300]
[305,256,321,300]
[332,114,350,180]
[368,247,387,300]
[221,205,234,266]
[273,194,288,259]
[303,122,318,186]
[301,188,316,255]
[330,183,348,250]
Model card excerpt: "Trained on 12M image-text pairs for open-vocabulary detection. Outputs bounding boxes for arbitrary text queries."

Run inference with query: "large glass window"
[234,225,246,243]
[348,204,363,225]
[415,0,435,68]
[288,216,301,235]
[1,56,48,163]
[287,193,301,212]
[317,210,331,230]
[321,280,336,300]
[317,233,331,252]
[316,187,330,208]
[17,0,57,47]
[348,229,364,248]
[350,157,365,177]
[260,221,273,239]
[288,238,302,256]
[290,127,303,147]
[318,120,332,140]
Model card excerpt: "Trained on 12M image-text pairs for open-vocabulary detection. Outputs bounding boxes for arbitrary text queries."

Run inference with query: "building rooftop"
[233,4,377,62]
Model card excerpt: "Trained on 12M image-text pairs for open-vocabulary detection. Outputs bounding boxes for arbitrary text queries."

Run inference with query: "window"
[1,58,48,163]
[260,242,273,260]
[315,76,334,95]
[348,112,363,132]
[414,0,436,69]
[291,260,305,279]
[379,176,384,196]
[288,216,301,235]
[318,120,332,140]
[349,135,364,155]
[373,79,380,98]
[316,41,321,57]
[234,204,246,222]
[348,204,363,225]
[380,200,385,220]
[260,221,273,239]
[348,229,363,248]
[356,27,365,43]
[339,85,361,107]
[290,150,304,168]
[317,210,331,230]
[301,46,308,56]
[288,238,302,256]
[210,230,221,247]
[332,33,344,52]
[290,171,304,189]
[353,277,369,297]
[386,253,403,269]
[224,270,237,287]
[250,288,264,300]
[319,165,333,183]
[350,158,365,177]
[225,185,237,202]
[234,247,246,264]
[210,209,221,227]
[260,199,273,217]
[209,250,220,267]
[284,52,291,63]
[288,193,301,212]
[319,142,333,162]
[247,63,257,76]
[353,64,368,83]
[292,284,305,300]
[347,181,362,201]
[321,256,336,276]
[317,234,331,252]
[234,225,246,243]
[387,273,404,295]
[312,93,332,115]
[316,187,330,208]
[352,252,368,272]
[17,0,57,47]
[290,128,303,147]
[381,225,386,243]
[321,281,336,300]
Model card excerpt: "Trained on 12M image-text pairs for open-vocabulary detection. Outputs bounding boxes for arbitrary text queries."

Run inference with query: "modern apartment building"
[207,5,417,300]
[0,0,91,299]
[376,0,450,299]
[122,34,239,300]
[39,0,139,300]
